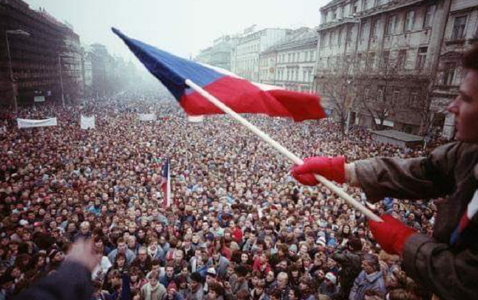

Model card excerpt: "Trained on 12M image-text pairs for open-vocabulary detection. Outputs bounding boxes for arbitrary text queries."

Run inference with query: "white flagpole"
[167,160,171,207]
[185,79,382,222]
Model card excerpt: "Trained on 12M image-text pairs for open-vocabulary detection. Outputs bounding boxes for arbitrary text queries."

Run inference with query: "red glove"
[369,215,416,256]
[291,156,346,186]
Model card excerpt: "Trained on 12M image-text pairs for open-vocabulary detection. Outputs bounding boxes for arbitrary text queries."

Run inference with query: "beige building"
[233,27,293,81]
[314,0,467,136]
[260,28,318,92]
[433,0,478,139]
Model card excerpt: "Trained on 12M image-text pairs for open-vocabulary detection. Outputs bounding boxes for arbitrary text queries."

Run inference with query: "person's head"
[108,269,122,287]
[138,247,148,262]
[362,254,380,275]
[115,253,126,267]
[276,272,288,289]
[165,264,174,278]
[189,272,202,291]
[148,270,159,286]
[324,272,337,286]
[448,45,478,142]
[206,267,216,284]
[117,238,127,253]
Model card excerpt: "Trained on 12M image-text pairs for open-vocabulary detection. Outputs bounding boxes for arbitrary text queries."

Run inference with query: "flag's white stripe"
[467,190,478,219]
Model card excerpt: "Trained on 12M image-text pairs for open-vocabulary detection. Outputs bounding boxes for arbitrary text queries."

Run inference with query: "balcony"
[318,17,359,31]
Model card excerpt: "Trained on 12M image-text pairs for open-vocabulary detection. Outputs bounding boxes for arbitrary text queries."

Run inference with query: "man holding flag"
[292,46,478,299]
[113,28,477,299]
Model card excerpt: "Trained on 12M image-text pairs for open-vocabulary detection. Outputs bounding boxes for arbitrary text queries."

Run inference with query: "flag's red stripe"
[180,76,324,121]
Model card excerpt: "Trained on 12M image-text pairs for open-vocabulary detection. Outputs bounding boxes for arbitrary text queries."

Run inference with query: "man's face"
[448,70,478,142]
[118,242,126,253]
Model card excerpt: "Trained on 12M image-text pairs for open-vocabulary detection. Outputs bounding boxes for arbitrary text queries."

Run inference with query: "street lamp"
[58,54,66,108]
[5,29,30,113]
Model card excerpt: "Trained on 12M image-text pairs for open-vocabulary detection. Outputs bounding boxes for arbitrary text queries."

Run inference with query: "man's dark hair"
[463,45,478,71]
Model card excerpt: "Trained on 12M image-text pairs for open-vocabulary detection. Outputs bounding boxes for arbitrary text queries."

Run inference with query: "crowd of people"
[0,93,445,300]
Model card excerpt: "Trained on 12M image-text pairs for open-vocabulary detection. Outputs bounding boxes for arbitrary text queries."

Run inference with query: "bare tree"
[316,55,356,134]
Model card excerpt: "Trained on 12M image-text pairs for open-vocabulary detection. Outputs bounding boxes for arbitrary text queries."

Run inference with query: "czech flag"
[112,28,325,122]
[450,189,478,245]
[161,158,171,208]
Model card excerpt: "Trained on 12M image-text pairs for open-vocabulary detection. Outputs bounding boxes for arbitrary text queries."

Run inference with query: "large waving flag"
[161,158,171,208]
[112,28,325,122]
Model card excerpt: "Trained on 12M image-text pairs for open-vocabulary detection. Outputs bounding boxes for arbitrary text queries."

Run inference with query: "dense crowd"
[0,93,445,300]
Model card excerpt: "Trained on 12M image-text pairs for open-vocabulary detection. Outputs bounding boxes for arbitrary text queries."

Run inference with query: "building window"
[338,28,343,46]
[382,50,390,67]
[352,1,358,14]
[360,20,368,40]
[346,25,353,43]
[378,87,384,102]
[451,15,467,40]
[367,52,376,69]
[405,10,415,32]
[409,92,418,105]
[385,15,397,35]
[416,47,428,70]
[423,5,436,28]
[371,18,380,39]
[398,50,407,69]
[443,62,457,86]
[393,90,400,103]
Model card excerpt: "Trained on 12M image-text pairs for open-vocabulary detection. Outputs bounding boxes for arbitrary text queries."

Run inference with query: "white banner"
[187,115,204,123]
[17,118,57,129]
[138,113,156,121]
[81,115,95,130]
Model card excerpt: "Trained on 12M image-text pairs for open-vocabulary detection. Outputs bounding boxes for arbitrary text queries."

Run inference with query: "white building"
[233,28,293,81]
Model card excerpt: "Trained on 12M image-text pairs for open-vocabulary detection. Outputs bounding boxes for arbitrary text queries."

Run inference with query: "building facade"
[433,0,478,138]
[233,28,292,81]
[260,28,318,92]
[0,0,83,108]
[195,35,235,71]
[315,0,454,135]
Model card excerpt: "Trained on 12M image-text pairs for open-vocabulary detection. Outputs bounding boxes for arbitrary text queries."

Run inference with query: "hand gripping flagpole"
[185,79,382,222]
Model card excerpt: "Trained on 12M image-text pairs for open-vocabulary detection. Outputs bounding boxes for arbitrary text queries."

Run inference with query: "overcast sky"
[24,0,329,62]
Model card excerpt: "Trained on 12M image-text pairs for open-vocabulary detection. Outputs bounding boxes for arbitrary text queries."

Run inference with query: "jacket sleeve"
[14,261,93,300]
[354,142,460,202]
[403,233,478,299]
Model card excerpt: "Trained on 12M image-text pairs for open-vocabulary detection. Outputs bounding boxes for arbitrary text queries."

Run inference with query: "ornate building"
[0,0,83,108]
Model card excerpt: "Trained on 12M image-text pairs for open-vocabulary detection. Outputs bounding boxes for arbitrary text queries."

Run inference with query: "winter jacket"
[332,251,362,298]
[14,261,93,300]
[355,142,478,299]
[348,270,386,300]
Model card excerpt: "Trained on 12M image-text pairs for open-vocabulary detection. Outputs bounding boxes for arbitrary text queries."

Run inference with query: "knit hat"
[288,244,298,253]
[325,272,337,285]
[316,236,327,246]
[206,267,216,277]
[167,282,177,291]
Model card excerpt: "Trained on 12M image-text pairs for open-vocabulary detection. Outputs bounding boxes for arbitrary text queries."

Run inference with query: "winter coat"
[140,282,166,300]
[332,251,362,297]
[348,270,386,300]
[355,142,478,299]
[14,261,93,300]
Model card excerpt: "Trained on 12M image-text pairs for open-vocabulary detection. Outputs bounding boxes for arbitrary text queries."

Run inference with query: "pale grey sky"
[24,0,330,61]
